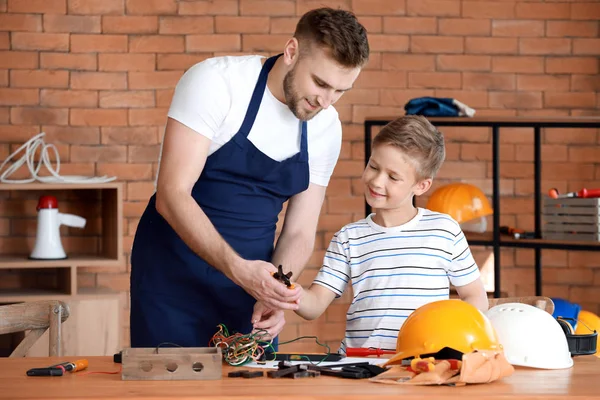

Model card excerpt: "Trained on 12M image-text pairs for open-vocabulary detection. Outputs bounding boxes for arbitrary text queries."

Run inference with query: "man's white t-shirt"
[164,55,342,187]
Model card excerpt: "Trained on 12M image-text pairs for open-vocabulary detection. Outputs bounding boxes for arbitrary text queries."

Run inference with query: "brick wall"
[0,0,598,352]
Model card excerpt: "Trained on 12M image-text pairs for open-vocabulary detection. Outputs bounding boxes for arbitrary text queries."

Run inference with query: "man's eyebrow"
[311,74,352,92]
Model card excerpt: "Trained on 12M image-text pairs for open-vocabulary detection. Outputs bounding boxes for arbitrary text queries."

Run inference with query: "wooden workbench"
[1,355,599,399]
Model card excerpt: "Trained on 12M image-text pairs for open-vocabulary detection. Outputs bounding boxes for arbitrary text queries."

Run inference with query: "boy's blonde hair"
[372,115,445,181]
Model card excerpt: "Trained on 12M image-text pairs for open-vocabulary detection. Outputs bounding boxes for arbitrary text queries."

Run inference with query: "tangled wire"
[209,324,274,366]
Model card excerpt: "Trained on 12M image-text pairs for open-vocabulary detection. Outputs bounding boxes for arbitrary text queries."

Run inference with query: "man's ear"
[283,38,299,66]
[414,178,432,196]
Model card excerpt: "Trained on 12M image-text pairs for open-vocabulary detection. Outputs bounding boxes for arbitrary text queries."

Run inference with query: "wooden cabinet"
[0,183,124,356]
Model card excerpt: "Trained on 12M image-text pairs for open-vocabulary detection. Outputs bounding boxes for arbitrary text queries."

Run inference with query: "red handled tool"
[345,348,396,357]
[549,188,600,199]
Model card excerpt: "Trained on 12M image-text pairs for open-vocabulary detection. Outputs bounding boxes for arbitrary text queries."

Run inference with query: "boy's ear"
[414,178,433,196]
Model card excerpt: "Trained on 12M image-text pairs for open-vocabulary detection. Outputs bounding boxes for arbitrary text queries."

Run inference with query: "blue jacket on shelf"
[405,97,476,117]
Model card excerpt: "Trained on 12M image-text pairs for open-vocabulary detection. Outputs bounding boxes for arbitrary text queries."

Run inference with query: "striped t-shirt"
[313,207,481,353]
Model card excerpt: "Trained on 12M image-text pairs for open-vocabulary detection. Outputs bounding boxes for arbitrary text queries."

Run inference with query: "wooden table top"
[1,355,599,400]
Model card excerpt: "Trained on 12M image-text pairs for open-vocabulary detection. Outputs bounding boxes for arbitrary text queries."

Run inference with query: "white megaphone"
[30,195,87,260]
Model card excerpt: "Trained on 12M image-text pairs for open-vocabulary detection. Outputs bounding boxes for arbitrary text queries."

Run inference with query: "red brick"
[101,127,159,144]
[465,37,518,54]
[335,88,379,106]
[545,92,596,109]
[571,3,600,20]
[186,34,241,52]
[355,70,406,89]
[40,53,96,70]
[351,105,404,124]
[407,0,459,16]
[130,35,185,53]
[0,107,7,122]
[296,1,350,15]
[0,33,7,50]
[517,75,570,91]
[439,18,490,36]
[70,109,128,126]
[102,16,158,34]
[435,90,489,108]
[0,0,5,12]
[381,54,435,71]
[368,34,409,52]
[380,89,435,107]
[270,17,297,34]
[42,126,100,144]
[99,91,155,108]
[411,36,463,54]
[11,32,69,51]
[437,161,487,179]
[0,13,42,31]
[129,108,168,126]
[437,55,491,72]
[492,56,544,73]
[128,145,160,163]
[0,88,39,105]
[156,54,211,70]
[11,107,68,125]
[127,181,155,200]
[71,145,127,162]
[68,0,123,14]
[0,125,41,142]
[71,34,128,53]
[571,75,600,92]
[43,15,100,33]
[573,39,600,55]
[408,72,461,89]
[156,89,173,107]
[516,2,570,19]
[569,147,600,163]
[542,162,595,181]
[489,92,543,109]
[99,54,156,72]
[41,89,97,108]
[127,0,176,14]
[356,16,382,33]
[547,21,598,38]
[461,143,515,161]
[353,0,404,15]
[159,16,214,34]
[463,73,515,90]
[71,72,127,90]
[96,163,152,181]
[462,1,515,18]
[242,34,288,52]
[520,38,571,55]
[492,20,544,37]
[0,51,38,69]
[239,0,295,16]
[178,0,238,15]
[545,128,596,145]
[10,70,69,88]
[129,71,181,89]
[383,17,436,34]
[8,0,66,13]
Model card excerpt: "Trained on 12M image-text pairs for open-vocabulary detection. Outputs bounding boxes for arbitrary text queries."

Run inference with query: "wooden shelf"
[0,182,121,191]
[0,287,119,303]
[466,231,600,251]
[0,254,123,269]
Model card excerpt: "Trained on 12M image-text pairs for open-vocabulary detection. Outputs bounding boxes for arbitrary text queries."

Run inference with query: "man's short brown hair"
[372,115,445,181]
[294,7,369,68]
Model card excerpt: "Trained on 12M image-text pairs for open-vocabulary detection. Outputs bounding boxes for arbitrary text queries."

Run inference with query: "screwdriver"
[548,187,600,199]
[49,359,88,373]
[345,348,396,357]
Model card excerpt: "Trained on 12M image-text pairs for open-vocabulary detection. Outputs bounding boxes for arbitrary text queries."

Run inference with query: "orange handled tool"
[549,188,600,199]
[409,357,436,373]
[345,348,396,357]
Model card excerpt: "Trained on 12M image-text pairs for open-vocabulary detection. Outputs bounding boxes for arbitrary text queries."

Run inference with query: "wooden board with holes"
[121,347,222,381]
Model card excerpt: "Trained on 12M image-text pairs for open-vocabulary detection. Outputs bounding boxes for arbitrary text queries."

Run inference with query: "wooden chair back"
[0,300,70,357]
[488,296,554,315]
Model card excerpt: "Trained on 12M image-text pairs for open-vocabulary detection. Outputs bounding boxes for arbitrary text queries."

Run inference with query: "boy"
[295,115,488,353]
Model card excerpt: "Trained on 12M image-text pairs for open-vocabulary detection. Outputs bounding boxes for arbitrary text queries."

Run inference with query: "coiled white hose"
[0,132,116,184]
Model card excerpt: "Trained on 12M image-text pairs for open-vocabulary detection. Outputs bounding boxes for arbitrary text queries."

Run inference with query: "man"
[129,7,369,348]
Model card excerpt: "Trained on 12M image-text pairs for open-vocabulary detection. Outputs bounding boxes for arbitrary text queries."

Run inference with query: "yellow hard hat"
[574,310,600,356]
[426,183,493,224]
[384,299,501,367]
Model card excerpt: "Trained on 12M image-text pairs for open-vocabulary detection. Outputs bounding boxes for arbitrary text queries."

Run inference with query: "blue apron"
[129,54,309,348]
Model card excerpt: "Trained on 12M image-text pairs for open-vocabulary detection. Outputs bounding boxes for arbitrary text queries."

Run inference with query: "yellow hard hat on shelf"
[384,299,501,367]
[426,182,493,224]
[575,310,600,357]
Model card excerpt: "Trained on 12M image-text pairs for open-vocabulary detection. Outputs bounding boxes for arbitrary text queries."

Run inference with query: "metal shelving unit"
[364,116,600,298]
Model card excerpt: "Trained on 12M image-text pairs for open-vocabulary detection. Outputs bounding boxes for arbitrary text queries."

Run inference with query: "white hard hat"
[485,302,573,370]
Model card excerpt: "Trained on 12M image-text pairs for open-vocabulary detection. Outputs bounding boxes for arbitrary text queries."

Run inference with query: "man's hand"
[231,260,301,310]
[251,302,286,340]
